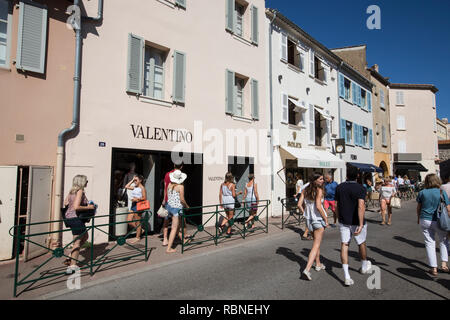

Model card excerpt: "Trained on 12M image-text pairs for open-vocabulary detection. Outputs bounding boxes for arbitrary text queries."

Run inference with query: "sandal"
[440,266,449,273]
[62,258,71,266]
[429,269,438,277]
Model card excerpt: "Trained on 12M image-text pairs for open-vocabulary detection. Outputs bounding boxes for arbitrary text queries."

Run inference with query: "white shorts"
[339,224,368,245]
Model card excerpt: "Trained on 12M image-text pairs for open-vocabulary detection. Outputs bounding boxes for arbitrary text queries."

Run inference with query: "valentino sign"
[131,124,193,143]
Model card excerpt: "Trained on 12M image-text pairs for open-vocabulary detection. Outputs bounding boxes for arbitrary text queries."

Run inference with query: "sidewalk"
[1,214,300,300]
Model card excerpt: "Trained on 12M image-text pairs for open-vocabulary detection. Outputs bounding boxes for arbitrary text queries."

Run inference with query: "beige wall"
[0,0,74,167]
[437,118,448,140]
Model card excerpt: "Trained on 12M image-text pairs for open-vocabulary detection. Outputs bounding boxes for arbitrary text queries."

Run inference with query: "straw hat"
[169,170,187,184]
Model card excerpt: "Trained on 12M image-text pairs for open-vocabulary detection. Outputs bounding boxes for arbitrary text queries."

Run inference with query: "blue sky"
[266,0,450,119]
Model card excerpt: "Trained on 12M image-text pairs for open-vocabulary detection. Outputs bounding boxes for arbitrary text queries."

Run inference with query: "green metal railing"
[280,197,305,229]
[179,200,271,253]
[9,210,151,297]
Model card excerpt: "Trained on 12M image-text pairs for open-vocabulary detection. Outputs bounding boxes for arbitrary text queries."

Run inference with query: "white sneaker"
[344,278,354,286]
[303,269,312,281]
[314,263,326,271]
[360,261,373,274]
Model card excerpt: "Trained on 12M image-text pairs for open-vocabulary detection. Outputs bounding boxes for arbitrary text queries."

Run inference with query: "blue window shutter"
[352,82,357,104]
[358,86,362,107]
[16,1,47,74]
[339,74,345,98]
[173,50,186,104]
[225,69,235,114]
[225,0,235,33]
[127,33,144,94]
[251,5,258,45]
[355,124,359,146]
[251,79,259,120]
[340,119,346,142]
[368,91,372,112]
[175,0,186,9]
[369,129,373,149]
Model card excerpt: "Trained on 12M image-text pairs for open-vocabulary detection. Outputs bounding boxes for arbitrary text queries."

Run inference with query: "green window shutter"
[225,69,236,115]
[173,50,186,104]
[16,1,47,74]
[127,33,144,95]
[251,79,259,120]
[175,0,186,9]
[225,0,235,33]
[251,5,258,45]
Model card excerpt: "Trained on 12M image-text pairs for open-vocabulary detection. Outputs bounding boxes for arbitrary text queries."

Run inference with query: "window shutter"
[16,1,47,74]
[280,32,287,62]
[251,5,258,45]
[380,89,385,109]
[173,50,186,104]
[340,118,346,142]
[127,33,144,94]
[397,91,404,105]
[368,91,372,112]
[351,82,357,105]
[309,49,315,77]
[251,79,259,120]
[281,93,288,124]
[225,0,235,33]
[324,65,328,83]
[369,129,373,149]
[299,52,305,72]
[354,124,359,146]
[326,119,331,147]
[175,0,186,9]
[339,74,345,98]
[309,103,315,145]
[225,69,236,115]
[382,125,386,145]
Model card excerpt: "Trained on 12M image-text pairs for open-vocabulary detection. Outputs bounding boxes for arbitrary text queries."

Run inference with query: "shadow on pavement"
[275,247,306,279]
[393,236,425,249]
[299,248,344,286]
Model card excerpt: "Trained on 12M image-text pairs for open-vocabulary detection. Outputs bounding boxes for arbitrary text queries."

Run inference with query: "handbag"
[157,204,169,218]
[234,197,242,209]
[137,200,150,211]
[437,191,450,232]
[390,196,401,209]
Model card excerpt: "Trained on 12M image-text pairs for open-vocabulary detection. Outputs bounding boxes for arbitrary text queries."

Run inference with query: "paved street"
[47,200,449,300]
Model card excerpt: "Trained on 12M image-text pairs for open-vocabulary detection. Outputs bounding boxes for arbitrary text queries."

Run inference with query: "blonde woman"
[125,174,147,244]
[416,174,450,276]
[63,175,95,274]
[219,172,237,237]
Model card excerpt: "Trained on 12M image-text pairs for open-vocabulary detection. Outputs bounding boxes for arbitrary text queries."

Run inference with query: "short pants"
[339,224,368,245]
[324,200,336,212]
[165,204,181,219]
[64,217,87,236]
[306,219,326,231]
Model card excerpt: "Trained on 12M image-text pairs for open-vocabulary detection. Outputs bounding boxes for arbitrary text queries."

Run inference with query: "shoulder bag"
[437,191,450,232]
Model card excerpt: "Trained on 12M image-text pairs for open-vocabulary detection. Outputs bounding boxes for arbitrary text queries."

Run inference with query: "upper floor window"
[360,89,367,108]
[382,125,387,146]
[380,88,385,109]
[226,0,259,45]
[397,115,406,130]
[345,121,353,145]
[235,2,245,37]
[344,78,351,100]
[226,69,259,120]
[287,39,304,71]
[288,98,306,126]
[398,140,406,153]
[235,77,245,117]
[314,56,327,82]
[144,46,167,100]
[396,91,404,105]
[0,0,10,67]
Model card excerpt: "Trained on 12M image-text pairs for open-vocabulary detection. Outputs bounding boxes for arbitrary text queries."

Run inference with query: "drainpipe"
[337,61,344,183]
[268,11,277,217]
[50,0,103,248]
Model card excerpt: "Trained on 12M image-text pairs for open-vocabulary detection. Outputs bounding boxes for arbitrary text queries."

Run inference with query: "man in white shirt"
[397,175,404,186]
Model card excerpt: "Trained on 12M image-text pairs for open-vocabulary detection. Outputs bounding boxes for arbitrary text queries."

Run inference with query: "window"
[396,91,404,105]
[360,89,367,108]
[0,0,10,67]
[344,78,351,100]
[314,56,327,82]
[380,88,385,109]
[382,125,387,146]
[314,110,323,146]
[397,115,406,130]
[235,2,244,37]
[362,127,368,147]
[287,39,303,71]
[235,77,245,117]
[226,0,258,45]
[346,121,353,144]
[144,46,166,100]
[398,140,406,153]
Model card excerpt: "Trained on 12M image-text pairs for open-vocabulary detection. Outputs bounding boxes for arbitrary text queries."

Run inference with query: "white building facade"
[266,10,345,215]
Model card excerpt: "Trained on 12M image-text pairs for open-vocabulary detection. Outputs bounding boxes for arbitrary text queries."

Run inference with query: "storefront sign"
[131,124,193,143]
[319,161,331,168]
[208,176,224,182]
[287,141,302,148]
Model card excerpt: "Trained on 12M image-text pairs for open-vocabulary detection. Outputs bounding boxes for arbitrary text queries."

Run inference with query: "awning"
[348,162,383,173]
[288,98,308,111]
[279,146,346,169]
[314,107,332,120]
[395,162,428,172]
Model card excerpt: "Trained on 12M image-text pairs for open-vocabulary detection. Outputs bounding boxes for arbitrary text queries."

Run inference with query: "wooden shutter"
[225,69,236,114]
[352,82,358,105]
[173,50,186,103]
[225,0,235,32]
[354,124,359,146]
[251,5,258,45]
[339,74,345,98]
[16,1,47,74]
[380,89,385,109]
[280,32,287,62]
[175,0,186,9]
[299,52,305,72]
[281,93,288,124]
[367,91,372,112]
[309,103,315,144]
[326,119,331,147]
[127,33,144,94]
[382,125,386,145]
[309,49,315,77]
[369,129,373,149]
[340,118,346,142]
[251,79,259,120]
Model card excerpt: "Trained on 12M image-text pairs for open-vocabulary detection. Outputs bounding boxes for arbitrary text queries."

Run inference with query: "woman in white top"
[379,178,396,226]
[297,173,329,281]
[295,173,304,199]
[165,170,189,253]
[219,172,237,237]
[125,175,147,244]
[243,174,259,230]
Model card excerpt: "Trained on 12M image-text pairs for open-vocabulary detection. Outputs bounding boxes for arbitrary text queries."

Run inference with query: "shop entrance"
[110,148,203,237]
